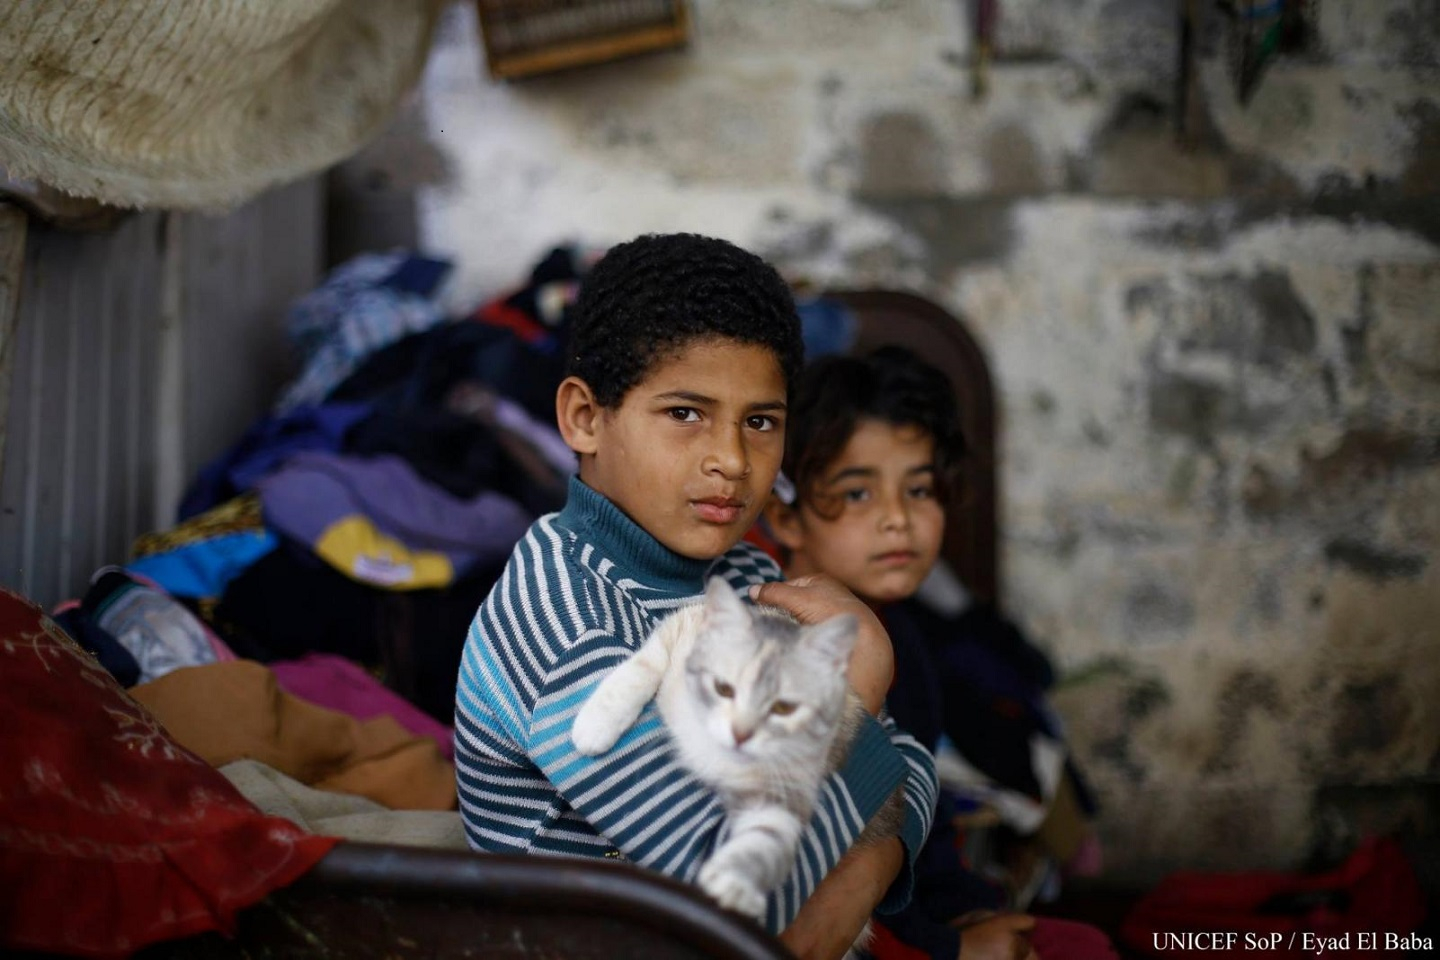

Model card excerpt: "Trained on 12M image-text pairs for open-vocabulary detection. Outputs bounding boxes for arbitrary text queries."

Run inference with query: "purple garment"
[270,653,453,760]
[178,402,372,521]
[257,451,532,580]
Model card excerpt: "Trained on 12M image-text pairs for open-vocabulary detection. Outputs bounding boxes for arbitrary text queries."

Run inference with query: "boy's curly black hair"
[567,233,803,408]
[783,345,967,518]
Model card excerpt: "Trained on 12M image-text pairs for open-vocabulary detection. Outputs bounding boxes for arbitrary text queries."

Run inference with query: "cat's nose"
[731,725,754,747]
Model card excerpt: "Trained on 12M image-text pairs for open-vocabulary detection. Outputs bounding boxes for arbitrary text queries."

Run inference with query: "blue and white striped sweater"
[455,477,938,932]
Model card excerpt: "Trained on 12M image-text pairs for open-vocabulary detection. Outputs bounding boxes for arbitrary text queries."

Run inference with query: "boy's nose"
[703,425,750,479]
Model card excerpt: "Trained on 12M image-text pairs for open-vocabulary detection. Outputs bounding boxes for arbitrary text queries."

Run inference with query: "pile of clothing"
[49,246,590,815]
[49,244,869,823]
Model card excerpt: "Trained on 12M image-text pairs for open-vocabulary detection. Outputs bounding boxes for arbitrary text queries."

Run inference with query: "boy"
[763,346,1116,960]
[454,234,938,960]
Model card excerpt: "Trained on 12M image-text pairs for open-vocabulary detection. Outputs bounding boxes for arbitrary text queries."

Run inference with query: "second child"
[763,346,1118,960]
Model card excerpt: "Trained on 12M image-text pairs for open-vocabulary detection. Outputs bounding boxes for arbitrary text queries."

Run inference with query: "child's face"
[584,339,787,560]
[779,419,945,605]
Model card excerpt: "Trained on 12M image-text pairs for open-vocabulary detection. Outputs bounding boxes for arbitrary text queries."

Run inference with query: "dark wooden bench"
[139,844,793,960]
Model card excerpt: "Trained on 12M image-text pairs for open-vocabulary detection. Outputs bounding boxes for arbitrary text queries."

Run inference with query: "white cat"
[571,576,904,927]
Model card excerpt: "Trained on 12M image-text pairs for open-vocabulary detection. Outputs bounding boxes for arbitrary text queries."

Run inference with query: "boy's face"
[777,419,945,605]
[581,339,787,560]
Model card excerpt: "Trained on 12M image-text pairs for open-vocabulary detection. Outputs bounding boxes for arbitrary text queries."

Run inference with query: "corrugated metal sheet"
[0,178,321,609]
[180,179,321,474]
[0,212,165,606]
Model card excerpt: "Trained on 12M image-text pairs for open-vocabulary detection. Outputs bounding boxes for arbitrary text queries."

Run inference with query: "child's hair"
[783,345,967,518]
[567,233,804,408]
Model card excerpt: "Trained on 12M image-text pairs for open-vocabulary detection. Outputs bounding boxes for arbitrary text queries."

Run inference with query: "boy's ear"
[763,497,807,552]
[556,376,602,456]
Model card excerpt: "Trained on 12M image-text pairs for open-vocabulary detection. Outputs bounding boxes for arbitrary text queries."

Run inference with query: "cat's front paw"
[698,862,767,920]
[570,700,626,755]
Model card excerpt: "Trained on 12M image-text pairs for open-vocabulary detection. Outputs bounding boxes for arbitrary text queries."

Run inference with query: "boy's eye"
[908,484,935,500]
[714,679,735,698]
[667,407,701,423]
[842,488,871,503]
[745,414,778,432]
[769,700,797,716]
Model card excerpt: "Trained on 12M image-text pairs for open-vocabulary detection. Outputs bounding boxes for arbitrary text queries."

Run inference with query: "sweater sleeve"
[873,710,939,915]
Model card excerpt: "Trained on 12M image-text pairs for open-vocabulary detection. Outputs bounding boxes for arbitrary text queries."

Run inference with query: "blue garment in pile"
[276,251,453,412]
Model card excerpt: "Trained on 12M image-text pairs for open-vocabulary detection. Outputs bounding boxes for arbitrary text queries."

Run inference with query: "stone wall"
[414,0,1440,883]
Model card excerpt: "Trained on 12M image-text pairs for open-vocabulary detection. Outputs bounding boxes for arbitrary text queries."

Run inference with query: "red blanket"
[0,587,338,958]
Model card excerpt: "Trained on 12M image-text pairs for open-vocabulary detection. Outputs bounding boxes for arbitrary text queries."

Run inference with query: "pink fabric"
[207,632,240,662]
[270,653,453,760]
[1033,917,1121,960]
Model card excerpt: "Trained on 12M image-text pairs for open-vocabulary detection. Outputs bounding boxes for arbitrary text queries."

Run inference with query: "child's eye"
[667,407,701,423]
[745,414,778,432]
[908,484,935,500]
[714,679,735,698]
[842,488,871,503]
[769,700,797,716]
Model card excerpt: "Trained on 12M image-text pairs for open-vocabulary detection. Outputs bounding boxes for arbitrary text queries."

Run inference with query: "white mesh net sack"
[0,0,445,210]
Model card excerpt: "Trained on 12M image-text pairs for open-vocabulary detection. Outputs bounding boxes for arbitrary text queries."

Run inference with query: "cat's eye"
[714,680,735,698]
[770,700,797,716]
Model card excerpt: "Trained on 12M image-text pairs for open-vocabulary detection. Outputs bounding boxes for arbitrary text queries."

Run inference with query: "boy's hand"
[749,575,893,715]
[953,914,1039,960]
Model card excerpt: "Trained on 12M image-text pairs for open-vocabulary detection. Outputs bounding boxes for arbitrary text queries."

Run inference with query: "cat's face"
[683,579,857,764]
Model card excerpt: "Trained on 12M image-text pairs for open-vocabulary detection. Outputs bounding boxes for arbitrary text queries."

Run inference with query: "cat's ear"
[802,614,858,673]
[703,576,750,630]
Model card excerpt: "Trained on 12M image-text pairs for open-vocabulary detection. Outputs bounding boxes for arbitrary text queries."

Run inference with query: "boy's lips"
[872,550,918,567]
[691,496,745,524]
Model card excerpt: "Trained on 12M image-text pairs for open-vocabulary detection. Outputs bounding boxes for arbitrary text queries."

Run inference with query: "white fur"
[570,607,695,755]
[571,578,862,924]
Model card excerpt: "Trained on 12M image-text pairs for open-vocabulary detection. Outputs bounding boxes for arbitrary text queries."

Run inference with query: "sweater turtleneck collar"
[555,475,712,596]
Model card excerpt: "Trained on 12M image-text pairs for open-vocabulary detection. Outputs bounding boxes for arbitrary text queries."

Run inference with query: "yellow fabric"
[131,494,265,559]
[0,1,444,210]
[315,514,453,590]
